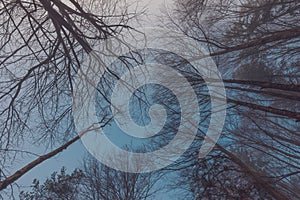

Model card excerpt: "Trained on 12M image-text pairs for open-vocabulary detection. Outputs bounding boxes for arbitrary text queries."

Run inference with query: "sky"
[14,0,176,198]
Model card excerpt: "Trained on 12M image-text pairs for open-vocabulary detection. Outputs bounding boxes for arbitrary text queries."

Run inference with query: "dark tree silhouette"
[162,0,300,199]
[20,155,162,200]
[0,0,137,196]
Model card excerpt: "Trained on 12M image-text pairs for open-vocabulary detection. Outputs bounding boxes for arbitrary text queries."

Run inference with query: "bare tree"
[0,0,137,196]
[161,0,300,199]
[20,155,163,200]
[80,155,163,200]
[1,0,299,199]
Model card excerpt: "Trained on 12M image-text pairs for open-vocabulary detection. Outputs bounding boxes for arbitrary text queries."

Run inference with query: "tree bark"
[216,144,289,200]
